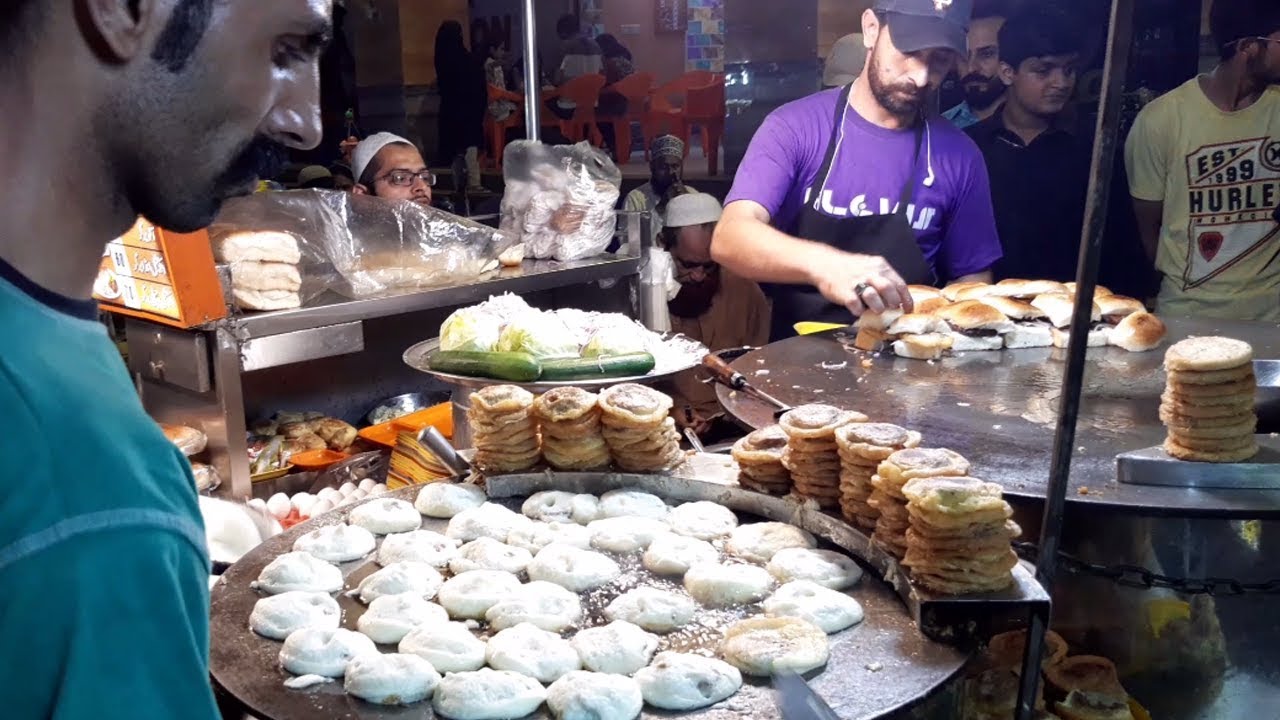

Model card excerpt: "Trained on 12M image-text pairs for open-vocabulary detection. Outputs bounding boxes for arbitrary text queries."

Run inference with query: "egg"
[367,484,389,497]
[339,482,358,497]
[317,487,341,503]
[247,498,269,513]
[266,493,292,520]
[310,498,335,516]
[349,489,368,503]
[292,493,318,516]
[358,479,378,492]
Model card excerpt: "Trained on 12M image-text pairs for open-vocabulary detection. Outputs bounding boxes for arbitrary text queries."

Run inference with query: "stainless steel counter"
[717,316,1280,517]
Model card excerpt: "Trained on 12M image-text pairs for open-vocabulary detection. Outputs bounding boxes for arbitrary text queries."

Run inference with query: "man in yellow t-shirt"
[1125,0,1280,321]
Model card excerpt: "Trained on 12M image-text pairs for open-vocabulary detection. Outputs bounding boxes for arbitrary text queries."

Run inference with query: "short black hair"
[1211,0,1280,61]
[556,14,580,38]
[358,141,415,188]
[2,0,213,70]
[971,0,1010,21]
[998,5,1081,69]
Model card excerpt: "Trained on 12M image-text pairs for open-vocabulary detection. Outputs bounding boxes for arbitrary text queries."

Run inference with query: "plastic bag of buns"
[500,140,622,262]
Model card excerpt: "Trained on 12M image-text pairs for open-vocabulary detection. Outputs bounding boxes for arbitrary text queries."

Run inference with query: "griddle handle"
[702,353,746,389]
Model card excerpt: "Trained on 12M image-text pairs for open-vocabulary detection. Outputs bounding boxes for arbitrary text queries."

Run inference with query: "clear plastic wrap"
[501,141,622,262]
[211,190,515,303]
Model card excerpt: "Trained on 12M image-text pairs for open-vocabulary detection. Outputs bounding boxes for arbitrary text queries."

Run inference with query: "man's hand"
[339,136,359,165]
[812,252,913,316]
[677,407,715,437]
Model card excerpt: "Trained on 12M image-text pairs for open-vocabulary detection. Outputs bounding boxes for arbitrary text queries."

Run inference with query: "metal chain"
[1012,542,1280,596]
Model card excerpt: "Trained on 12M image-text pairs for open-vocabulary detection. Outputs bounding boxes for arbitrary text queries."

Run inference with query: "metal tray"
[402,337,700,392]
[211,460,989,720]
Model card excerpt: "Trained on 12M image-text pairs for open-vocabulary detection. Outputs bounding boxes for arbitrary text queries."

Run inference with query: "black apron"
[768,83,936,340]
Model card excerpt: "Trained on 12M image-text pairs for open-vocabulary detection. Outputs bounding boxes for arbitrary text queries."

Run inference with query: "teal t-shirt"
[0,264,219,719]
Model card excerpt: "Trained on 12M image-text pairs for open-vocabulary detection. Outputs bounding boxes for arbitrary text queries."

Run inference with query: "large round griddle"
[718,316,1280,517]
[211,473,968,720]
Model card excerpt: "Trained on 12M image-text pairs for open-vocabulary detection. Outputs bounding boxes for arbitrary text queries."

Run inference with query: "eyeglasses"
[376,169,437,187]
[1229,36,1280,48]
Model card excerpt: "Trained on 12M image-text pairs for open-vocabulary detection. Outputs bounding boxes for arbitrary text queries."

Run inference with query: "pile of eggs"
[249,479,390,528]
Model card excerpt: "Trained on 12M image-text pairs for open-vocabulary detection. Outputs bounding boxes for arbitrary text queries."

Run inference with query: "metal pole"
[520,0,541,139]
[1014,0,1136,718]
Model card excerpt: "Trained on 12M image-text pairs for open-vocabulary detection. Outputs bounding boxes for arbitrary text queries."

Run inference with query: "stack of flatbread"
[779,405,865,510]
[598,384,685,472]
[730,426,792,495]
[870,448,971,559]
[901,475,1019,595]
[214,230,304,311]
[835,423,921,532]
[534,387,611,471]
[468,385,542,473]
[1161,336,1258,463]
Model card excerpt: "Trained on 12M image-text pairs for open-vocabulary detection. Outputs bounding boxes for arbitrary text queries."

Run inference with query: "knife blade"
[774,671,841,720]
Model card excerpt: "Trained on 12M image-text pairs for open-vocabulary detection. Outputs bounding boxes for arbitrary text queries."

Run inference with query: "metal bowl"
[365,391,447,426]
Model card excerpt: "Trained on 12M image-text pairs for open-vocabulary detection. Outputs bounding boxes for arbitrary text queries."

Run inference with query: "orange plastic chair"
[643,78,693,161]
[684,81,727,175]
[546,74,607,147]
[485,84,525,169]
[600,72,654,165]
[681,70,716,88]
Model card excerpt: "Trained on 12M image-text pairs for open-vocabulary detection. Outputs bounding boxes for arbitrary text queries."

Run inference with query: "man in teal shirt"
[0,1,330,717]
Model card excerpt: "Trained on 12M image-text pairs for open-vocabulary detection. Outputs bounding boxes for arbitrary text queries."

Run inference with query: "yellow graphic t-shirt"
[1126,78,1280,321]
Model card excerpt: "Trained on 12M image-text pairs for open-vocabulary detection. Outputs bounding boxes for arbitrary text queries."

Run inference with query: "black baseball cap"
[874,0,972,55]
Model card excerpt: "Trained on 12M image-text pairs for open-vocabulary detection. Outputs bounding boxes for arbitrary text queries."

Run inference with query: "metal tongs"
[701,353,793,418]
[415,426,472,477]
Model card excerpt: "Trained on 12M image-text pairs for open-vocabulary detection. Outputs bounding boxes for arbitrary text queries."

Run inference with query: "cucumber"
[540,352,657,381]
[428,350,542,382]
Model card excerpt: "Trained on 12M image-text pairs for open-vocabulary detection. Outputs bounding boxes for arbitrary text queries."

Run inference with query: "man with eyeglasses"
[660,193,770,441]
[1125,0,1280,321]
[351,132,436,207]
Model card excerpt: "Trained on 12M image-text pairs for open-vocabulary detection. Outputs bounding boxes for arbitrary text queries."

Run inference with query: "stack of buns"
[835,423,922,532]
[901,475,1018,594]
[855,279,1167,358]
[779,405,865,509]
[598,384,686,472]
[534,387,611,471]
[731,426,793,494]
[1160,337,1258,463]
[214,230,304,311]
[468,385,542,473]
[870,448,971,560]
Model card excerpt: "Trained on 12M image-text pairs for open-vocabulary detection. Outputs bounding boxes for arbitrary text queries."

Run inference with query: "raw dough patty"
[667,501,739,540]
[725,523,816,564]
[431,668,546,720]
[633,652,742,710]
[293,523,377,563]
[547,671,644,720]
[251,552,343,595]
[446,503,534,543]
[719,616,830,676]
[399,622,487,673]
[415,482,486,518]
[449,537,534,575]
[599,488,670,520]
[348,498,421,535]
[485,580,583,633]
[684,563,775,607]
[527,543,621,592]
[507,521,593,553]
[437,570,523,620]
[604,587,696,633]
[571,620,659,675]
[588,516,670,554]
[485,622,581,683]
[344,653,440,705]
[762,580,865,634]
[643,534,719,576]
[765,548,863,590]
[279,628,377,678]
[357,593,450,644]
[250,591,340,640]
[522,491,599,523]
[376,530,459,568]
[356,561,444,604]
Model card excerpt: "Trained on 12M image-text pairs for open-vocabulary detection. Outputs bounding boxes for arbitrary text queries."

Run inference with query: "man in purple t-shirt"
[713,0,1002,339]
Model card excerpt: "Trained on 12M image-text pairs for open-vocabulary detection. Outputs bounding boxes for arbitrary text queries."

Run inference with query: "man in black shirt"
[966,5,1089,282]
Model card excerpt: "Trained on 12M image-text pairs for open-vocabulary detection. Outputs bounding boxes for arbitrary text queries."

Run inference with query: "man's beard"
[669,275,720,318]
[215,136,288,197]
[868,51,927,119]
[961,73,1005,109]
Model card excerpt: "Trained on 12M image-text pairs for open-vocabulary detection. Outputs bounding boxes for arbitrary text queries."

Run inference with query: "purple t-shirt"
[725,88,1002,281]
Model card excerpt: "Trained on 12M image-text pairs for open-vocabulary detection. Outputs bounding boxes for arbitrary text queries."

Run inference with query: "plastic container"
[289,448,351,471]
[357,402,453,448]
